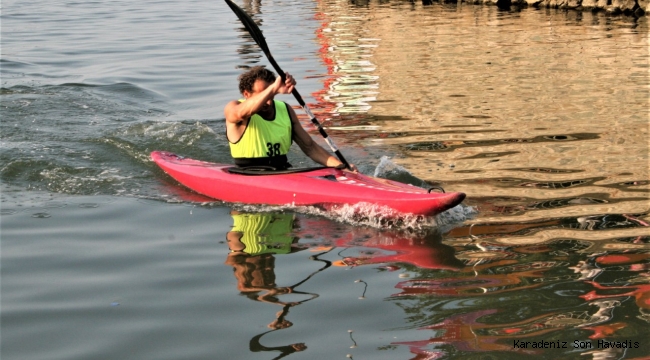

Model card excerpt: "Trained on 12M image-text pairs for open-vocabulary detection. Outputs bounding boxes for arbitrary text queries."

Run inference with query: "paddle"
[224,0,351,170]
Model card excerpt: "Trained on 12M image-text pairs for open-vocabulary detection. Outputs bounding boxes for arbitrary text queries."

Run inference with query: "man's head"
[238,66,276,96]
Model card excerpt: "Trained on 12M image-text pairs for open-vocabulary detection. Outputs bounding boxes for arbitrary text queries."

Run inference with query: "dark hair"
[238,66,276,94]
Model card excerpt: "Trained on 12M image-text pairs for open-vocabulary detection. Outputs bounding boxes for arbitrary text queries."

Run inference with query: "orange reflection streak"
[583,322,627,340]
[306,6,377,141]
[300,10,338,129]
[595,252,650,266]
[581,280,650,311]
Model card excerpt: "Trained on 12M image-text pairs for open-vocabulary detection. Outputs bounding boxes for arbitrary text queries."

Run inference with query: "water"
[2,0,649,359]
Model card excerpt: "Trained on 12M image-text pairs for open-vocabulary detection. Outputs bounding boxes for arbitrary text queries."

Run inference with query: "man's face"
[244,79,274,112]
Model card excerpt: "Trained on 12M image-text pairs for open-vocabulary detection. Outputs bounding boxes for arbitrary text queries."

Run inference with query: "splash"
[374,156,430,188]
[231,201,473,232]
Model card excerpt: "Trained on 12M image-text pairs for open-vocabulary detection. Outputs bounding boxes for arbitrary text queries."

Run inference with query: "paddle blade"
[224,0,271,55]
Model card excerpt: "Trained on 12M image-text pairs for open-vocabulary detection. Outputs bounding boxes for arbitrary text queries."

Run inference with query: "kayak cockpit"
[226,166,330,176]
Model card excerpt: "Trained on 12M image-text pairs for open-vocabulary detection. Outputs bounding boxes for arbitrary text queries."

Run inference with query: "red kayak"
[151,151,465,216]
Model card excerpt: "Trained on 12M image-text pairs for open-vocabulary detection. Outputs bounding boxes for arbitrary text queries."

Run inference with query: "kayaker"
[224,66,357,171]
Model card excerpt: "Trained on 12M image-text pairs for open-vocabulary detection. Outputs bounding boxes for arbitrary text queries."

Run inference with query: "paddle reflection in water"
[224,211,332,359]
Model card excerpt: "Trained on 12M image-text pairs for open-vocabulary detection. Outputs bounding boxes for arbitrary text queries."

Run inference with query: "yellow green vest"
[229,100,292,159]
[231,213,295,256]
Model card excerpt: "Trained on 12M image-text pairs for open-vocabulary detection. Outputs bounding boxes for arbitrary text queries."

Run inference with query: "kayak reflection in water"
[332,228,464,271]
[224,211,331,359]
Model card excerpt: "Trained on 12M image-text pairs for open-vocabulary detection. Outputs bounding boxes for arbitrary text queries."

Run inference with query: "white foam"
[230,201,476,232]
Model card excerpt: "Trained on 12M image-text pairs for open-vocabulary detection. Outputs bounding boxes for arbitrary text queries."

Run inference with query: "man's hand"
[335,162,358,172]
[273,72,296,95]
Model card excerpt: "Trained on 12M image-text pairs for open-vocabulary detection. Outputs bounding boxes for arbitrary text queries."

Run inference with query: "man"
[224,66,356,171]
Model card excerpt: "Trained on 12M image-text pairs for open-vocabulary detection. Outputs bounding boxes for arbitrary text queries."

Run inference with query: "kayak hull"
[151,151,465,216]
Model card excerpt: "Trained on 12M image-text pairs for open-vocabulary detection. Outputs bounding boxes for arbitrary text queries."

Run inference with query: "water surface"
[2,0,649,359]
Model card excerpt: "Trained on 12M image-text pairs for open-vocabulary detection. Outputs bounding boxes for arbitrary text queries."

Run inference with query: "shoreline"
[438,0,648,17]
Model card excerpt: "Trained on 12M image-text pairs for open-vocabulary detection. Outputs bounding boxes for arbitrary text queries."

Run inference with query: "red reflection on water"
[582,280,650,312]
[330,229,464,270]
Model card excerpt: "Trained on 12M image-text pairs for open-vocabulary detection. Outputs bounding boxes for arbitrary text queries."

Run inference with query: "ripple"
[520,179,591,189]
[42,201,68,209]
[31,212,51,218]
[460,151,519,159]
[510,167,583,174]
[398,133,601,153]
[78,203,100,209]
[526,197,608,210]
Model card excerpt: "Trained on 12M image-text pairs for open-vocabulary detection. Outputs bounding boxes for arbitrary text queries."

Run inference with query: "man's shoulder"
[225,99,240,109]
[226,99,245,106]
[224,100,250,125]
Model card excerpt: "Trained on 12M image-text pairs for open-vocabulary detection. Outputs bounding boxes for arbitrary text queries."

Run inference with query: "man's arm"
[289,105,357,171]
[224,75,295,124]
[224,86,274,124]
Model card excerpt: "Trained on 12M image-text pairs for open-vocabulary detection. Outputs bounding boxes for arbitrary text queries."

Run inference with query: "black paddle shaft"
[224,0,351,170]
